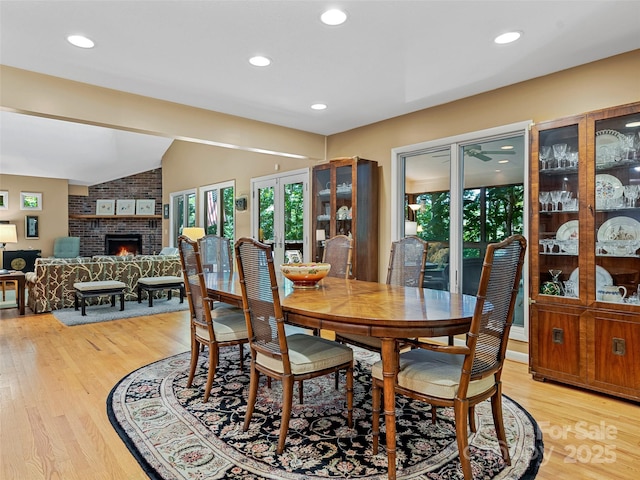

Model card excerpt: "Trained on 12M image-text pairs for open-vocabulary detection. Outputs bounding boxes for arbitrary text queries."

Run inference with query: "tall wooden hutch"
[530,102,640,401]
[312,157,379,282]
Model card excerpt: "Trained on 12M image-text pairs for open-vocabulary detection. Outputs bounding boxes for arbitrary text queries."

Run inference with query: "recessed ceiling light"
[311,103,327,110]
[321,9,347,26]
[494,31,521,45]
[625,121,640,128]
[501,145,514,150]
[498,159,510,164]
[249,56,271,67]
[67,34,94,49]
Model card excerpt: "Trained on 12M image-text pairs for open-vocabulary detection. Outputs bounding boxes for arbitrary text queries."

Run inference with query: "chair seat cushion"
[138,276,183,286]
[257,334,353,375]
[195,311,248,343]
[371,348,495,399]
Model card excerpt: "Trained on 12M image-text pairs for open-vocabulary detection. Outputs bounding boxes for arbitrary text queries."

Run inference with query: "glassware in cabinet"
[592,109,640,304]
[536,122,581,299]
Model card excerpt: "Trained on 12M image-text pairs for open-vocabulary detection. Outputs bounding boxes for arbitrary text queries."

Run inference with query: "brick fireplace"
[68,168,163,257]
[105,234,143,256]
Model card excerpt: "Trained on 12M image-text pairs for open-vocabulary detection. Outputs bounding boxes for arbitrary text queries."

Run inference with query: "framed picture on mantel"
[96,199,115,215]
[116,199,135,216]
[136,199,155,216]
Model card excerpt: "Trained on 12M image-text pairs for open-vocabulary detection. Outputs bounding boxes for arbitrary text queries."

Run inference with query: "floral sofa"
[25,255,182,313]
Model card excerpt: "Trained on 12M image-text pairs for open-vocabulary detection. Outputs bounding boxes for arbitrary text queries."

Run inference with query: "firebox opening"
[105,234,142,256]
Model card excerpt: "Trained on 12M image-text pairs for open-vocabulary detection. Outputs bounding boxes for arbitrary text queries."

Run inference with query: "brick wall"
[68,169,163,256]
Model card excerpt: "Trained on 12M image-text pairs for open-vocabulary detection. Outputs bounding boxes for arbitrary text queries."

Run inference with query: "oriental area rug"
[108,348,543,480]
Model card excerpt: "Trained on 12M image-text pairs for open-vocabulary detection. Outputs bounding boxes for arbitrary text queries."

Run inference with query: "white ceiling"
[1,1,639,186]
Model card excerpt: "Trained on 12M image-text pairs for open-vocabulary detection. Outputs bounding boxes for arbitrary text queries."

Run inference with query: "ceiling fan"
[463,144,516,162]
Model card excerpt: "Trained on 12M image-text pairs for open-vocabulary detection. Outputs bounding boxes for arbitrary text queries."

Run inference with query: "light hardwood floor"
[1,307,638,480]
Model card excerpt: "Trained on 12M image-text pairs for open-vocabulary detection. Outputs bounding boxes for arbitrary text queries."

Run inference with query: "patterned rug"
[108,348,543,480]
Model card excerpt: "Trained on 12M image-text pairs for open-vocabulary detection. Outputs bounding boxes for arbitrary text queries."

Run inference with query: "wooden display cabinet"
[530,102,640,401]
[312,157,379,282]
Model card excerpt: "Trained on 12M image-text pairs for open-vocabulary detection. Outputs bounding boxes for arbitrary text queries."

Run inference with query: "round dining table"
[205,273,477,480]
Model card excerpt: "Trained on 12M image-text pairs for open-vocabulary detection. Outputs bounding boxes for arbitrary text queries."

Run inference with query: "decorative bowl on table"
[280,263,331,288]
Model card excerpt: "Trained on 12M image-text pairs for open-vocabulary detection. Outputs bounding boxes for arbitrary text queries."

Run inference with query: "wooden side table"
[0,271,26,315]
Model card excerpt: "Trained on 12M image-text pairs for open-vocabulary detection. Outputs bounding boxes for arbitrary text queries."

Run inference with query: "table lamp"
[0,224,18,274]
[405,221,418,236]
[0,223,17,249]
[181,227,205,240]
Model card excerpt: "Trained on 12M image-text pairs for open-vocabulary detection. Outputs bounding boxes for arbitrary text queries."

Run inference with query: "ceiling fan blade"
[480,150,516,155]
[474,153,493,162]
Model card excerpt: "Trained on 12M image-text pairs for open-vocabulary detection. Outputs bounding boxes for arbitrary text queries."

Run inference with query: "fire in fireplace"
[105,234,143,256]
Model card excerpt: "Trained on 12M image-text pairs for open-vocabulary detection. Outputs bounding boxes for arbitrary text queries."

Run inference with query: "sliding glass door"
[393,122,529,341]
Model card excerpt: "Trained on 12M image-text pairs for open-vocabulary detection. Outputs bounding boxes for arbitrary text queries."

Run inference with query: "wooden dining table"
[205,272,477,480]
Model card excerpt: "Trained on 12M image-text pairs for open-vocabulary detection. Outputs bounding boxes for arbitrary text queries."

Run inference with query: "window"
[170,189,196,247]
[200,181,235,239]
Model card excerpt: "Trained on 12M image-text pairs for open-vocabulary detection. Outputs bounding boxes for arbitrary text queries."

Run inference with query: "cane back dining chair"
[178,235,249,402]
[235,237,354,454]
[322,234,353,279]
[199,234,234,274]
[335,235,428,352]
[370,234,526,480]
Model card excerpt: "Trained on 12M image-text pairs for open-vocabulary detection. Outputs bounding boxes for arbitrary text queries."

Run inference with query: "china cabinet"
[530,102,640,401]
[312,157,379,282]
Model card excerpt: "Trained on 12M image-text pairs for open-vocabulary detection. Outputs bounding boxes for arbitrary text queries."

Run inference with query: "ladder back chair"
[178,235,249,402]
[322,234,353,279]
[235,237,354,454]
[371,234,527,480]
[335,236,428,352]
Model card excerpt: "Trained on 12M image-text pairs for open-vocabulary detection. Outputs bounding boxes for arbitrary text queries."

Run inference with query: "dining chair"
[235,237,354,454]
[370,234,526,480]
[322,234,353,279]
[199,234,234,274]
[335,235,428,352]
[178,235,249,402]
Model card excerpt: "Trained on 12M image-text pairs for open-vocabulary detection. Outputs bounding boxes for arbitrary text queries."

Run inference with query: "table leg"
[380,338,397,480]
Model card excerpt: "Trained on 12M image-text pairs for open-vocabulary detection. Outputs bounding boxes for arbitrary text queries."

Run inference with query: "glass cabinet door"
[314,165,331,261]
[535,121,582,300]
[593,110,640,304]
[335,164,354,237]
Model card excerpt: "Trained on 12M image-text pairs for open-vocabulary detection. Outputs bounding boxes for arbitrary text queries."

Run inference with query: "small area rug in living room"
[53,297,188,326]
[108,348,543,480]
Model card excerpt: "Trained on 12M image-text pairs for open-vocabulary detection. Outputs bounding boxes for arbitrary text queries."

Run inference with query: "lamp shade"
[181,227,205,240]
[404,221,417,236]
[0,223,18,246]
[316,229,326,242]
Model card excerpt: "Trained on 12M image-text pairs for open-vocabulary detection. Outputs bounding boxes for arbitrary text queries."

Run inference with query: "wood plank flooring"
[1,307,638,479]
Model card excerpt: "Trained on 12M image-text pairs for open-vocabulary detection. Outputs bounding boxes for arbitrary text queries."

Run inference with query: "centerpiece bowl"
[280,263,331,288]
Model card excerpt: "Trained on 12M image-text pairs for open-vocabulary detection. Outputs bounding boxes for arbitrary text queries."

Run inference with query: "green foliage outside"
[413,184,524,258]
[204,187,235,239]
[258,182,304,242]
